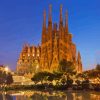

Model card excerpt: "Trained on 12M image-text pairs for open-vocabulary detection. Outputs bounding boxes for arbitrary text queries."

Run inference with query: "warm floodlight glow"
[5,66,9,72]
[36,65,39,72]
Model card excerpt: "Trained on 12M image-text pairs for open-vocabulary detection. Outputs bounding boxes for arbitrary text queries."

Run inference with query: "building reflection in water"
[0,92,13,100]
[0,91,100,100]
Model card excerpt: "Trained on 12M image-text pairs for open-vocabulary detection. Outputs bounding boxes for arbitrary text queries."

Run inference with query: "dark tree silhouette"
[6,73,13,85]
[59,59,75,73]
[31,71,55,83]
[96,64,100,70]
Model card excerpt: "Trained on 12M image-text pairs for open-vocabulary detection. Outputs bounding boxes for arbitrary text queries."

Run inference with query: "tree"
[76,73,86,79]
[96,64,100,70]
[53,71,63,80]
[82,78,90,89]
[6,73,13,85]
[59,59,67,71]
[75,80,81,85]
[59,59,75,73]
[0,71,6,84]
[31,71,55,83]
[83,69,100,78]
[88,70,100,78]
[66,75,73,87]
[0,71,13,85]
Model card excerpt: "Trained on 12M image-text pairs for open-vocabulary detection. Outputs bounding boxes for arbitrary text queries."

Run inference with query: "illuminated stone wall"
[16,44,40,74]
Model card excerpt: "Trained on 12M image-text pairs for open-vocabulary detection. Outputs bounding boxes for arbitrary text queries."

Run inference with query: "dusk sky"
[0,0,100,71]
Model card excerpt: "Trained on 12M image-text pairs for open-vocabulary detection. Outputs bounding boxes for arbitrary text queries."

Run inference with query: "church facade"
[16,5,82,74]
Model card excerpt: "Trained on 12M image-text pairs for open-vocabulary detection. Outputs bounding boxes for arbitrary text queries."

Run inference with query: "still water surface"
[0,90,100,100]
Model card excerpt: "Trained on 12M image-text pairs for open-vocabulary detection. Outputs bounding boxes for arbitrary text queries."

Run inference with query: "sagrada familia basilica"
[16,5,82,74]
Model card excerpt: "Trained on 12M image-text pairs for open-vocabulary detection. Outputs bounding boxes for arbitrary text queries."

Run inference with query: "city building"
[0,65,10,72]
[0,65,5,71]
[16,5,82,75]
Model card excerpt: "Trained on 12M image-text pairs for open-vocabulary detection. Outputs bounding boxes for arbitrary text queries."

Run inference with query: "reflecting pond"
[0,90,100,100]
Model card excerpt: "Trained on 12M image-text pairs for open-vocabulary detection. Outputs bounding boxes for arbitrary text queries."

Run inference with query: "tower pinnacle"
[48,4,52,24]
[65,10,68,33]
[42,10,46,43]
[60,5,63,25]
[77,51,82,73]
[43,10,46,28]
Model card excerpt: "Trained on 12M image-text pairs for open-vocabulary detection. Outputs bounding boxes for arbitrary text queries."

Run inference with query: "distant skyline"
[0,0,100,71]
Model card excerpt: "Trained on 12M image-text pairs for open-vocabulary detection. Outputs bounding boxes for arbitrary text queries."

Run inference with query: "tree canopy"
[59,59,75,73]
[0,71,13,85]
[31,71,55,83]
[31,71,64,83]
[96,64,100,70]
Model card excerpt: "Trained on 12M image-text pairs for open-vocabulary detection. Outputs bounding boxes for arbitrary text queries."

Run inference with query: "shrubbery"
[0,71,13,85]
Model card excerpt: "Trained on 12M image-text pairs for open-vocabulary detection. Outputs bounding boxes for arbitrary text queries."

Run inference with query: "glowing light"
[36,65,39,72]
[37,54,39,56]
[5,66,9,72]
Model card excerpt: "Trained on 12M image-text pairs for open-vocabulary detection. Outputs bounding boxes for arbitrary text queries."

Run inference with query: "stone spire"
[48,4,52,40]
[48,4,52,25]
[42,10,46,44]
[59,5,63,27]
[43,10,46,29]
[65,10,68,33]
[77,51,82,73]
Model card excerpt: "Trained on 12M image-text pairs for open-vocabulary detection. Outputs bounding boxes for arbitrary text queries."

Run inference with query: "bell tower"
[48,4,52,40]
[42,10,46,44]
[77,51,82,73]
[59,5,63,28]
[65,10,68,33]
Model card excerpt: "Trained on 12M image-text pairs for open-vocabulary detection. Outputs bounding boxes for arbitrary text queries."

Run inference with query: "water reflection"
[0,90,100,100]
[0,92,13,100]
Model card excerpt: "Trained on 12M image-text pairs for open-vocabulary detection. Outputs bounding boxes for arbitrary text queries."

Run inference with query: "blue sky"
[0,0,100,71]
